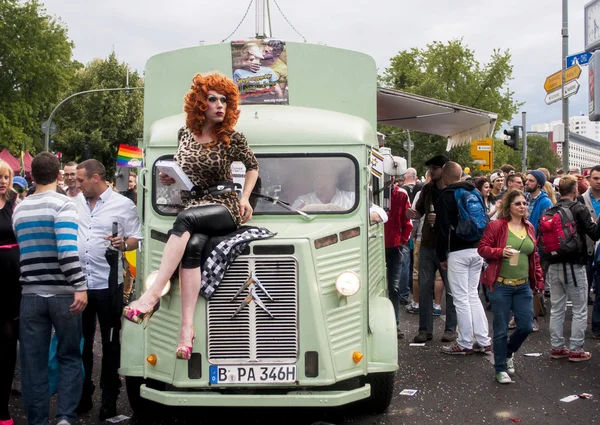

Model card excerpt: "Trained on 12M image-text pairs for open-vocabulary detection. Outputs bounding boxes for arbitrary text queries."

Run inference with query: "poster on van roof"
[231,39,289,105]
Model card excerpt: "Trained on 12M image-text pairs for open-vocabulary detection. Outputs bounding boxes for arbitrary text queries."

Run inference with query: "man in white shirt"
[291,167,355,211]
[74,159,142,420]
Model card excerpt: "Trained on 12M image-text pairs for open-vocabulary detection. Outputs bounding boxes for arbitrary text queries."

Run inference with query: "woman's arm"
[477,223,505,260]
[240,169,259,223]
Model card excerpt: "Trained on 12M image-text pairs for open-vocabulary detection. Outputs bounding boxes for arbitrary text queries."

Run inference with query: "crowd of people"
[386,156,600,384]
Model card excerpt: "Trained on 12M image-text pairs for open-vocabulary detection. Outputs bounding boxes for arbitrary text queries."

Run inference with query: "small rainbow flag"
[117,144,143,168]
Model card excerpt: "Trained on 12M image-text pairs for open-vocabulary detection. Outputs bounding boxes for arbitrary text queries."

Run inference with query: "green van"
[120,39,497,417]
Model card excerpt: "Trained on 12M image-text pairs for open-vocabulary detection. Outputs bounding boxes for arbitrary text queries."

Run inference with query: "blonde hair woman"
[0,160,20,425]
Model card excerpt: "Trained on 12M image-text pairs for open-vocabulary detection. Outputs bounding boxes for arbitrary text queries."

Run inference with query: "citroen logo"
[230,273,274,319]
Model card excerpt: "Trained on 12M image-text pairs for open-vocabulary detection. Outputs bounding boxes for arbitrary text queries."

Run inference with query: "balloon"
[464,167,470,174]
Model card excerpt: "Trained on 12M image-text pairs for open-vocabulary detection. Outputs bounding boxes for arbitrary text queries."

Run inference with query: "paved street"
[9,296,600,425]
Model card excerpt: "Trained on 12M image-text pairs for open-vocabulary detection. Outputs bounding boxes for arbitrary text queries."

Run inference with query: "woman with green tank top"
[478,190,545,384]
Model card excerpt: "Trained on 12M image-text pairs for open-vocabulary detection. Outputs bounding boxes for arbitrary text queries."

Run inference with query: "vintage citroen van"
[120,40,402,416]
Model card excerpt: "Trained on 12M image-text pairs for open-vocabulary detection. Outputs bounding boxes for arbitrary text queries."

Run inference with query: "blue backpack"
[453,188,489,242]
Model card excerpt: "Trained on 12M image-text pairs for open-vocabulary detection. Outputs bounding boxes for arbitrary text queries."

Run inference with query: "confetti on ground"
[580,393,593,399]
[400,389,418,396]
[410,343,426,347]
[523,353,542,357]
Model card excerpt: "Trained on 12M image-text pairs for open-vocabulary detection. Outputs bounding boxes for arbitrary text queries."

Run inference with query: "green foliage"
[523,134,561,173]
[493,138,521,170]
[378,39,522,177]
[0,0,79,154]
[53,52,144,176]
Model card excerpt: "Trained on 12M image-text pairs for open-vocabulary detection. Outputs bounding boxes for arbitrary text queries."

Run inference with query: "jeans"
[489,281,533,373]
[398,245,411,302]
[592,272,600,335]
[548,263,588,350]
[82,288,122,402]
[418,246,457,334]
[20,295,83,425]
[386,246,402,325]
[447,248,490,349]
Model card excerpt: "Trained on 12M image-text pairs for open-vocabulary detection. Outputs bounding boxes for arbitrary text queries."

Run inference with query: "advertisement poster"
[231,39,289,105]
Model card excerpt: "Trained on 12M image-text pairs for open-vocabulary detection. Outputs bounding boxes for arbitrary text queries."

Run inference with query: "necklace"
[508,223,527,239]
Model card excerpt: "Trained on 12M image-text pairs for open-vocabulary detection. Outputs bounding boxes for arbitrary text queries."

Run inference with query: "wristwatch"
[123,240,129,251]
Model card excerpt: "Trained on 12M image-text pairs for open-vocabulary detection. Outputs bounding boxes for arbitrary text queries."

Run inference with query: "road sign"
[470,138,493,172]
[544,65,582,93]
[41,120,56,136]
[545,80,581,105]
[402,140,414,152]
[566,51,593,68]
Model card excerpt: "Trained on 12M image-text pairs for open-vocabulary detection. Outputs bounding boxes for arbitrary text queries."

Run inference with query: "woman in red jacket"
[478,189,544,384]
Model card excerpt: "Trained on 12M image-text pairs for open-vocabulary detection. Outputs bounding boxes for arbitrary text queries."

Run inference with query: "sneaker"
[433,305,442,317]
[496,371,512,384]
[413,332,433,343]
[532,319,540,332]
[440,343,474,355]
[405,303,419,314]
[441,331,457,342]
[506,356,515,376]
[473,342,492,354]
[550,347,570,359]
[569,350,592,362]
[508,317,516,330]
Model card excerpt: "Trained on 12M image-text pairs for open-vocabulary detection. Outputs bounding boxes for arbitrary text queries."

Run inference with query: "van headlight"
[144,271,171,297]
[335,271,360,296]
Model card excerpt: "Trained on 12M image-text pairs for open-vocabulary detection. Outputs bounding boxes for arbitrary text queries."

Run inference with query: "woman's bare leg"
[178,266,201,349]
[434,279,444,305]
[132,233,191,312]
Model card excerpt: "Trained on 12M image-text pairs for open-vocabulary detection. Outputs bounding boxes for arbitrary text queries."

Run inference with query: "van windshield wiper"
[252,192,314,220]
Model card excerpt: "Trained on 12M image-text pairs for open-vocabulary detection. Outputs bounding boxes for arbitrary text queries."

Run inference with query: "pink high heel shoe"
[175,329,196,360]
[122,300,160,328]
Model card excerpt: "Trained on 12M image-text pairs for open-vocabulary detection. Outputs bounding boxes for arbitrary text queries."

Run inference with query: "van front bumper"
[140,383,371,407]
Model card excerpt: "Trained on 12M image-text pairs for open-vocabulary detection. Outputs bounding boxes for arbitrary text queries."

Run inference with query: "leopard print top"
[174,126,259,227]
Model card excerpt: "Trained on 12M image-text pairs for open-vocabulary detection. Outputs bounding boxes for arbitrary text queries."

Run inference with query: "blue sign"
[567,51,593,68]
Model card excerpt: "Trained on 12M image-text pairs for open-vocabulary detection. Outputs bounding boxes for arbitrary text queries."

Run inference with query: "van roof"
[147,105,376,148]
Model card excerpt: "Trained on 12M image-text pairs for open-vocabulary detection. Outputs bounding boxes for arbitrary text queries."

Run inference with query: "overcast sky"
[42,0,591,131]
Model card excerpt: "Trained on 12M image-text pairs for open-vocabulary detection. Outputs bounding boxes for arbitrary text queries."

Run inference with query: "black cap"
[425,154,450,167]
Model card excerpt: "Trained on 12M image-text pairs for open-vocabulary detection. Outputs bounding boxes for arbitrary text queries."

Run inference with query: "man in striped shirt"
[13,152,87,425]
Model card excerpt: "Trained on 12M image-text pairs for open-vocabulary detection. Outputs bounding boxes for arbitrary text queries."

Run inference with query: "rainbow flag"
[117,144,143,168]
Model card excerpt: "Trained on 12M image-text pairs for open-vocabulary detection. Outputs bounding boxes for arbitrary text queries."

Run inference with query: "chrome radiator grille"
[207,256,298,364]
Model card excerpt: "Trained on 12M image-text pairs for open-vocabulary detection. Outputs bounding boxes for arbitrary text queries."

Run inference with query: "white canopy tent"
[377,88,498,151]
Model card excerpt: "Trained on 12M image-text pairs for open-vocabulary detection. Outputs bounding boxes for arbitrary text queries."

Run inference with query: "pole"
[521,111,527,173]
[405,130,412,168]
[43,87,143,152]
[562,0,570,171]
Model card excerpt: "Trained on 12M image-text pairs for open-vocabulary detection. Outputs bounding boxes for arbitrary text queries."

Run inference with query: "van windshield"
[252,155,358,215]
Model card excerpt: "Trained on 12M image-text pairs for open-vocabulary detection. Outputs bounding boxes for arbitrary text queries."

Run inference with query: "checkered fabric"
[199,227,276,299]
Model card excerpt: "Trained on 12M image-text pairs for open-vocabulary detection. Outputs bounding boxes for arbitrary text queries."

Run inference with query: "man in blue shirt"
[525,170,553,235]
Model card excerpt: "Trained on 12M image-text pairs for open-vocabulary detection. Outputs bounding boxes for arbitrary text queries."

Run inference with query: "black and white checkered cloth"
[199,226,276,299]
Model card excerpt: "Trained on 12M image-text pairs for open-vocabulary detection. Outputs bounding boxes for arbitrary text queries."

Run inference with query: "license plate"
[209,365,296,384]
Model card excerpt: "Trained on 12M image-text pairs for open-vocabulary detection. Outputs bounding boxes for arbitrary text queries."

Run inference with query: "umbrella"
[105,244,122,338]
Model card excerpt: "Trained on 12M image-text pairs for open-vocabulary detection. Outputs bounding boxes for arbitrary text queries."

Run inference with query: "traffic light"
[503,126,520,150]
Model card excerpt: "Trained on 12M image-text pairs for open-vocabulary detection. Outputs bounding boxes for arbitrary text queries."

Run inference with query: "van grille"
[207,256,298,364]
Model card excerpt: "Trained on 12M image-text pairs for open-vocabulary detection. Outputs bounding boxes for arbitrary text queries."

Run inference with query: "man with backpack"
[436,161,491,355]
[539,175,600,362]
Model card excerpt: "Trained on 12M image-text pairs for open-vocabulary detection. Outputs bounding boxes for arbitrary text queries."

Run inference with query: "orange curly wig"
[184,72,241,147]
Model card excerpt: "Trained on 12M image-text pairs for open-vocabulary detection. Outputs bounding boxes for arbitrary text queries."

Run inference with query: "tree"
[0,0,79,155]
[52,52,144,176]
[523,134,561,173]
[378,39,522,177]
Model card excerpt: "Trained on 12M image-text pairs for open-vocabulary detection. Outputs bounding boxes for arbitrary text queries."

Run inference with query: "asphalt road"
[9,295,600,425]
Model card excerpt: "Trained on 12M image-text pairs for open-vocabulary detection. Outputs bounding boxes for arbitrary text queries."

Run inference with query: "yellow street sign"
[470,138,493,172]
[544,65,582,93]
